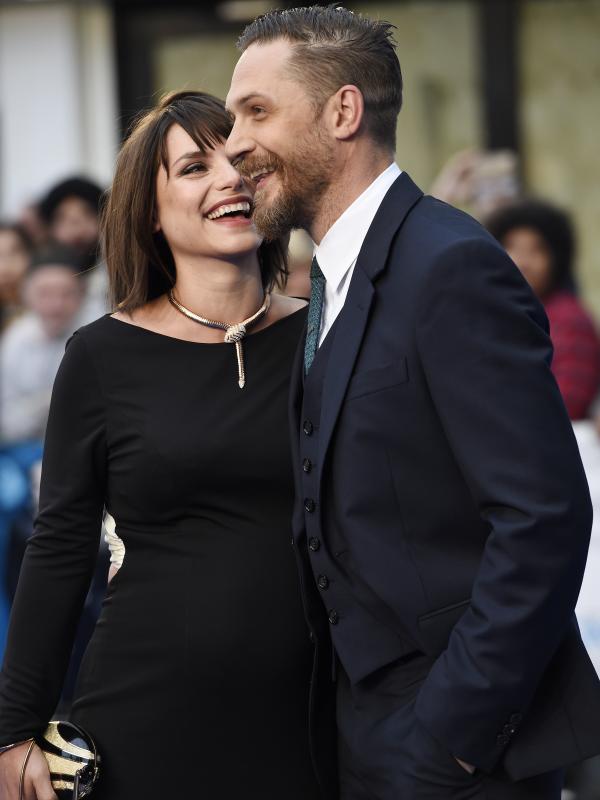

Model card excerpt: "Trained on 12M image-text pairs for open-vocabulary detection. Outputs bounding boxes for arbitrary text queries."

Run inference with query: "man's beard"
[239,129,333,240]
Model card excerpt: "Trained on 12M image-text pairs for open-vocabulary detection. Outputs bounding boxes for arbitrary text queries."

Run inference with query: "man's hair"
[237,4,402,152]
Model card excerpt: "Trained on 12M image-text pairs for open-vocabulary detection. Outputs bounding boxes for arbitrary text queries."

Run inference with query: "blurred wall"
[0,2,118,215]
[521,0,600,314]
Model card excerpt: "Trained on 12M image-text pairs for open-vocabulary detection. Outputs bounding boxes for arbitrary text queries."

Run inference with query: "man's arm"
[413,237,592,773]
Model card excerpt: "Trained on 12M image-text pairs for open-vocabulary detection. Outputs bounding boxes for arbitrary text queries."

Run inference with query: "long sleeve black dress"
[0,307,322,799]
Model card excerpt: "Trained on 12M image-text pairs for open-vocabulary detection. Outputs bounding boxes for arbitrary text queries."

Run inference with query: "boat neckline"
[104,304,307,346]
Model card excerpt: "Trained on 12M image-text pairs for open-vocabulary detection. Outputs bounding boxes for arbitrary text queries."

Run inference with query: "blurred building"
[0,0,599,316]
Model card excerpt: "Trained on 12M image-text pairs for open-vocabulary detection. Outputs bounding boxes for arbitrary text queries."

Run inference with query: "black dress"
[0,307,322,799]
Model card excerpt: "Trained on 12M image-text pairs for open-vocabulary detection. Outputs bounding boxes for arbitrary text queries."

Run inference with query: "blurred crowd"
[0,176,111,702]
[1,153,600,795]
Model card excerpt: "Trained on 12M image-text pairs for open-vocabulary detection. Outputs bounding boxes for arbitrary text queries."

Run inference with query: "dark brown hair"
[103,90,287,311]
[237,4,402,152]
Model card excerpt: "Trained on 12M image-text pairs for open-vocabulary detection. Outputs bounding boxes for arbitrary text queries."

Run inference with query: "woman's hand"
[0,741,58,800]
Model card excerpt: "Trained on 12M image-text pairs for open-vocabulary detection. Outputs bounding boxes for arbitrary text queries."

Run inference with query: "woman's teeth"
[206,201,251,220]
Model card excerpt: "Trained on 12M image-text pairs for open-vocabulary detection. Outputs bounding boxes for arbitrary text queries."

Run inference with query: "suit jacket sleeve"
[413,237,592,773]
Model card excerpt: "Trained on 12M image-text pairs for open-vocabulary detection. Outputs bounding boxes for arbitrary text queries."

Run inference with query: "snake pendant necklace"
[168,289,271,389]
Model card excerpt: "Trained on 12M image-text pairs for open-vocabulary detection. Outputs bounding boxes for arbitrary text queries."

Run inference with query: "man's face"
[226,40,335,239]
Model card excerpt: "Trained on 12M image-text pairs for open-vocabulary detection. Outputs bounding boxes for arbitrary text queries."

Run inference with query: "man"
[226,6,600,799]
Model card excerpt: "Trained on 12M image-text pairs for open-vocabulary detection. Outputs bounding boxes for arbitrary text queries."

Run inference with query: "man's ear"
[327,84,364,141]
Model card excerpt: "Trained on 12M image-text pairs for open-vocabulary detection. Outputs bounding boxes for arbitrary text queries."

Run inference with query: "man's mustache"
[237,155,284,181]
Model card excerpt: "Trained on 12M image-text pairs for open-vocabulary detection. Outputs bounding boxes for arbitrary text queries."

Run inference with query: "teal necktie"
[304,256,325,374]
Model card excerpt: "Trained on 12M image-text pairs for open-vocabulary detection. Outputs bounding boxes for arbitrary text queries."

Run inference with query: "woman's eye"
[252,107,266,116]
[181,162,206,175]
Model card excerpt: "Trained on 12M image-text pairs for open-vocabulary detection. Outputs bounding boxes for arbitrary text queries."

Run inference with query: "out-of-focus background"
[0,1,599,795]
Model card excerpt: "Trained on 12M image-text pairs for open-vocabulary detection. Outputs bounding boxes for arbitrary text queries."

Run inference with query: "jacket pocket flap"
[347,358,408,399]
[418,598,471,655]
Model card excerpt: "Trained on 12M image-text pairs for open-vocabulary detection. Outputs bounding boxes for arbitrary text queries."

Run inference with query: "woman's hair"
[485,199,575,293]
[103,90,288,311]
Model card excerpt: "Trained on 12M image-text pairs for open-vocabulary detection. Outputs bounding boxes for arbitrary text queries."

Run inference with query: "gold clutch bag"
[35,721,101,799]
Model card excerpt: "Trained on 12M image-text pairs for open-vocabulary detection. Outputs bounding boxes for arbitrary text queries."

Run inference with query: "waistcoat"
[298,321,416,683]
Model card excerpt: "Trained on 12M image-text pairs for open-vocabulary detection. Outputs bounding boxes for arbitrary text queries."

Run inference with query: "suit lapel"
[317,172,423,486]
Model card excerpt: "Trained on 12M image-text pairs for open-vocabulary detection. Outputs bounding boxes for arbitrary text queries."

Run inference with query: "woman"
[0,91,322,799]
[486,199,600,421]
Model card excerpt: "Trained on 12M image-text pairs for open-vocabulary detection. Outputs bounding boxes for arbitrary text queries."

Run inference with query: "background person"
[39,176,108,324]
[0,245,85,445]
[0,222,33,331]
[486,199,600,421]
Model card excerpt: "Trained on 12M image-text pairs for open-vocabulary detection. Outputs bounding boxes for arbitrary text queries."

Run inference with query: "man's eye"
[252,107,266,116]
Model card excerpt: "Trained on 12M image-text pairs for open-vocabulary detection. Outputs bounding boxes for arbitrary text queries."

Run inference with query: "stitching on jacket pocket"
[418,598,471,624]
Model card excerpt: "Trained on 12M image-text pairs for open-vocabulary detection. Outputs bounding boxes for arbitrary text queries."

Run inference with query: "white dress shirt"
[314,162,402,346]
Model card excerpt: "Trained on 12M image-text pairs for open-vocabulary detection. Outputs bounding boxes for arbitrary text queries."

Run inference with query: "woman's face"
[502,227,553,299]
[155,124,261,265]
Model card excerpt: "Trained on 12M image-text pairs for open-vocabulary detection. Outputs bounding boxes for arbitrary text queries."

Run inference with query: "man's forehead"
[226,40,294,108]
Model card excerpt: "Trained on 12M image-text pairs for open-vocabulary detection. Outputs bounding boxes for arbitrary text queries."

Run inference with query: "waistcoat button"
[308,537,321,552]
[303,420,313,436]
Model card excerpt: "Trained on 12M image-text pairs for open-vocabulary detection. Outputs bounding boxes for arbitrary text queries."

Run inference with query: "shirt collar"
[314,162,402,292]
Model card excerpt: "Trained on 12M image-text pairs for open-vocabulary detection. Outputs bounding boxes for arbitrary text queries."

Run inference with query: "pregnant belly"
[75,534,312,703]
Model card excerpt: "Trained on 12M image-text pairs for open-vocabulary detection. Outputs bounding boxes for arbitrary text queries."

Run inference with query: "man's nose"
[216,159,246,191]
[225,119,253,164]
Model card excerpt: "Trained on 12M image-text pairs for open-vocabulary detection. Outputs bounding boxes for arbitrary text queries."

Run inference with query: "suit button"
[502,724,516,736]
[309,630,315,643]
[509,713,522,725]
[328,610,339,625]
[317,575,329,590]
[304,498,315,512]
[302,458,312,473]
[496,734,510,746]
[309,537,321,552]
[303,419,313,436]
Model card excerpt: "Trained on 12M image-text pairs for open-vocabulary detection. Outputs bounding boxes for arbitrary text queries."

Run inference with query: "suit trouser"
[336,653,563,800]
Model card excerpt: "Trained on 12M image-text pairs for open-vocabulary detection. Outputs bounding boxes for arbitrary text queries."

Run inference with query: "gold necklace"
[168,289,271,389]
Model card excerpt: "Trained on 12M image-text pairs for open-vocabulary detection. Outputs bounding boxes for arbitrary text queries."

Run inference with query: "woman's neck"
[172,253,265,323]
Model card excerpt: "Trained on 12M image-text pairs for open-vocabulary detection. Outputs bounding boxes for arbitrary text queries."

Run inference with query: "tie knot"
[310,256,324,283]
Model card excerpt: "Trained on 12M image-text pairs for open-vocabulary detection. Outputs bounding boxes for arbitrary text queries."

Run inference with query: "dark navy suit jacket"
[289,172,600,782]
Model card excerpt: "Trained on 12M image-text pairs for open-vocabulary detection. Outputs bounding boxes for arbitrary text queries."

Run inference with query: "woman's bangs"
[160,99,233,171]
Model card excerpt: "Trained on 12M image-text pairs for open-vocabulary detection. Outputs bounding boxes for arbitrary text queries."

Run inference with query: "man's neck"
[310,150,395,244]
